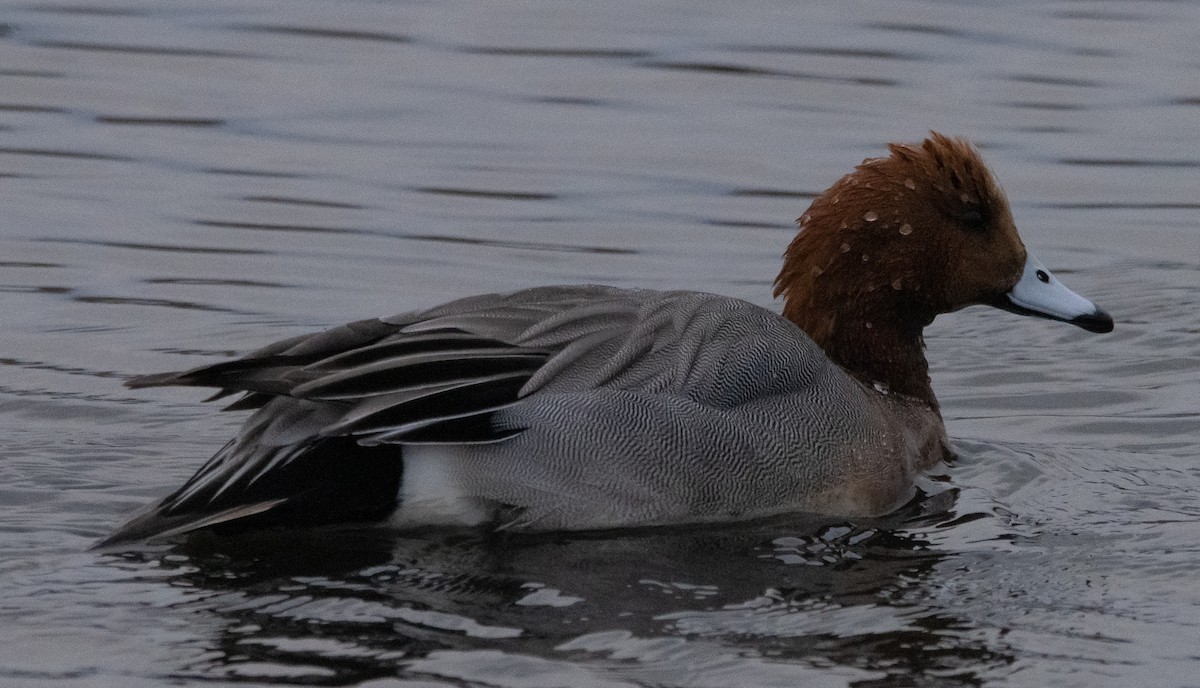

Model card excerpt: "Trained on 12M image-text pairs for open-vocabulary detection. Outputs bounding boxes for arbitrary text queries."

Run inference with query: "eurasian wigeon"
[99,133,1112,545]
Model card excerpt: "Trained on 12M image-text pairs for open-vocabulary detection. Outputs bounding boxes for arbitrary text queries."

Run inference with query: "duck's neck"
[779,273,940,413]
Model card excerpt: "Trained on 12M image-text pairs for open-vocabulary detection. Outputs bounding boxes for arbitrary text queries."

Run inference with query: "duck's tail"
[94,435,404,548]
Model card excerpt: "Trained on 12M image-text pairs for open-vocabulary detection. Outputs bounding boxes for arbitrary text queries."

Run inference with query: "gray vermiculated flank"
[111,285,897,539]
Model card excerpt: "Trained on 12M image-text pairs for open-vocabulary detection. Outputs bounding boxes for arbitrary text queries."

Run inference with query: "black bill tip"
[1070,306,1114,334]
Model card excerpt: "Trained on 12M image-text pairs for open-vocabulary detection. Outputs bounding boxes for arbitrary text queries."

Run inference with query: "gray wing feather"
[130,285,827,440]
[114,285,849,539]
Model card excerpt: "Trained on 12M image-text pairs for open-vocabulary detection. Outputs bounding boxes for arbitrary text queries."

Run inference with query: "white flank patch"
[389,446,492,527]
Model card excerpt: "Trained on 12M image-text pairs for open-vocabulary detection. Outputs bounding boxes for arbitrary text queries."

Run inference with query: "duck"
[98,133,1113,546]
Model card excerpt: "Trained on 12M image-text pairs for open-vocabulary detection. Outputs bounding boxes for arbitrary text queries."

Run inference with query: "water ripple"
[30,40,258,59]
[643,60,898,86]
[231,24,412,44]
[95,116,224,127]
[241,195,365,210]
[414,186,557,201]
[38,238,273,256]
[0,146,132,161]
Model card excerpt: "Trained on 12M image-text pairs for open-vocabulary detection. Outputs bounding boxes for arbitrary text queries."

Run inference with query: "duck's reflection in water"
[102,489,1012,686]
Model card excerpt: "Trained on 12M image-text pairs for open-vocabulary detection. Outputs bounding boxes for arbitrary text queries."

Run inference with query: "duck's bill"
[990,252,1114,333]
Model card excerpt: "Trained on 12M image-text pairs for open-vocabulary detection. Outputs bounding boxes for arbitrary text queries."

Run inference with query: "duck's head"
[775,133,1112,403]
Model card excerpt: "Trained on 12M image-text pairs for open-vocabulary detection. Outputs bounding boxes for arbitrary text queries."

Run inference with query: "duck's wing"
[127,284,816,440]
[105,286,821,544]
[123,285,648,444]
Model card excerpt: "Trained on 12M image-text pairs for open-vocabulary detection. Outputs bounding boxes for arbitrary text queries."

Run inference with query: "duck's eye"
[961,209,986,231]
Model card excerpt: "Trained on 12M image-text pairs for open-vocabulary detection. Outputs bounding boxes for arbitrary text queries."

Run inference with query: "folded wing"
[108,286,732,543]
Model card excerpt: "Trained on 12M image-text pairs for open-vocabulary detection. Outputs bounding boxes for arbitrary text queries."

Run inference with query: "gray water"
[1,1,1198,686]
